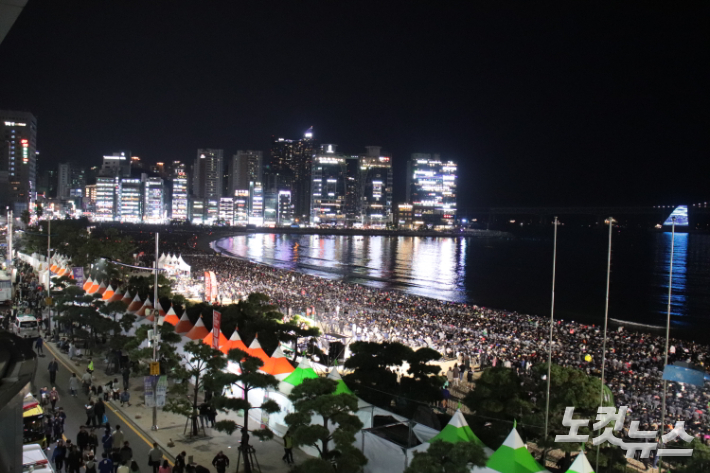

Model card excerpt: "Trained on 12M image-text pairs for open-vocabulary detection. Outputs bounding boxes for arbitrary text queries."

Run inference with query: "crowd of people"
[177,248,710,448]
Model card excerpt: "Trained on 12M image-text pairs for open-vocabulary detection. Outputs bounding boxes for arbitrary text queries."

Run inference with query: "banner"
[204,271,211,301]
[72,267,85,287]
[212,310,221,349]
[144,376,156,408]
[155,375,168,407]
[210,271,218,301]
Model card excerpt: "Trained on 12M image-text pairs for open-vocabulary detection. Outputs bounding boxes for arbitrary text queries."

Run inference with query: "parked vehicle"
[12,314,40,339]
[23,394,46,449]
[23,443,55,472]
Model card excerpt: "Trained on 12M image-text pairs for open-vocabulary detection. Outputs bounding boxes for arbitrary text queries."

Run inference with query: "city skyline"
[0,3,707,209]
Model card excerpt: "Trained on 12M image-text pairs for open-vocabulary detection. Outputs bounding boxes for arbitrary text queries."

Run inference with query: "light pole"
[658,217,676,473]
[596,217,614,472]
[544,216,558,452]
[152,232,159,431]
[47,217,51,331]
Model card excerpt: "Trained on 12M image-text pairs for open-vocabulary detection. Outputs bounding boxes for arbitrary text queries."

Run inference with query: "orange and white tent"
[96,281,107,296]
[260,346,295,379]
[246,336,270,365]
[202,330,228,349]
[87,279,100,294]
[174,313,193,334]
[141,299,155,320]
[127,294,143,313]
[163,306,179,326]
[120,290,132,306]
[185,317,210,340]
[155,300,167,317]
[220,330,248,355]
[108,288,124,303]
[83,277,93,292]
[102,285,115,301]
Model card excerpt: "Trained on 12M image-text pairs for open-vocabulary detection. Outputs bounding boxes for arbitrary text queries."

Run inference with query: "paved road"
[36,342,161,469]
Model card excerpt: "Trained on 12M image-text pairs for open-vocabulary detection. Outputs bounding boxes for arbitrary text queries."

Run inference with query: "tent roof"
[108,288,124,303]
[185,318,210,340]
[221,331,248,355]
[163,307,180,326]
[261,347,295,376]
[484,427,548,473]
[247,336,270,364]
[127,294,143,313]
[327,368,354,395]
[102,285,115,300]
[429,410,487,448]
[202,330,229,349]
[282,357,319,386]
[83,277,93,291]
[566,451,594,473]
[174,313,193,333]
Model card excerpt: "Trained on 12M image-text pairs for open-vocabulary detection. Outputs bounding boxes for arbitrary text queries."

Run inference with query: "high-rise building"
[310,144,348,226]
[100,151,131,177]
[119,178,142,223]
[265,128,316,223]
[57,163,71,199]
[218,197,234,226]
[249,181,263,225]
[143,177,165,223]
[406,154,457,228]
[171,176,188,221]
[228,150,262,197]
[358,146,393,227]
[192,149,224,200]
[277,190,293,226]
[95,176,119,221]
[70,166,86,198]
[0,110,38,212]
[234,190,249,225]
[189,197,205,225]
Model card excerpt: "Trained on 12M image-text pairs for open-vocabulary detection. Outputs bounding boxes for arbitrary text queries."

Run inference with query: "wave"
[609,318,665,330]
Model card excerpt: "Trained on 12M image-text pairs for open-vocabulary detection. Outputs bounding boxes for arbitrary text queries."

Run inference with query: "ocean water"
[213,231,710,339]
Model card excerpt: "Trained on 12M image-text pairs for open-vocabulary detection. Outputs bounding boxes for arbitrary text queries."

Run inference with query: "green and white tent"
[566,451,594,473]
[282,356,319,386]
[471,426,549,473]
[327,367,354,395]
[428,409,490,451]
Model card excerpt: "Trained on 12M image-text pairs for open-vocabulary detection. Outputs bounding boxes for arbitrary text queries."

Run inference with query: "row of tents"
[66,260,595,473]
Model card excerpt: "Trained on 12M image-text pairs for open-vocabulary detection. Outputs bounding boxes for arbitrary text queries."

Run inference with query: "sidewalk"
[46,341,306,472]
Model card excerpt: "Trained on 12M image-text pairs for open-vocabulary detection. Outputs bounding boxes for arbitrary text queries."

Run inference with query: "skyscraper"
[143,177,165,223]
[95,176,119,221]
[170,162,188,221]
[119,178,142,223]
[406,154,457,228]
[100,151,131,177]
[265,128,316,223]
[0,110,37,212]
[57,163,71,199]
[192,149,224,200]
[228,150,262,196]
[358,146,393,227]
[310,144,348,226]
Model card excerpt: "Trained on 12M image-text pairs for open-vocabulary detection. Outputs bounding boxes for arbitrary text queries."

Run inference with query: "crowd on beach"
[171,242,710,449]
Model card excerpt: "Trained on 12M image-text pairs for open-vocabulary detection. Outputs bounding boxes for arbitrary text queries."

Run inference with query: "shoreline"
[197,231,704,343]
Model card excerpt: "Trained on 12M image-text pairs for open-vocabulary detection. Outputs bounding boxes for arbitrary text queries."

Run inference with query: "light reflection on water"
[213,232,710,333]
[214,234,469,301]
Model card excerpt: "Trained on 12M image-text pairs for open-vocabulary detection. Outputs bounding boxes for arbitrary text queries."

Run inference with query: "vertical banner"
[155,375,168,407]
[212,310,222,349]
[144,376,156,408]
[204,271,211,301]
[210,271,218,302]
[72,267,85,287]
[260,391,270,429]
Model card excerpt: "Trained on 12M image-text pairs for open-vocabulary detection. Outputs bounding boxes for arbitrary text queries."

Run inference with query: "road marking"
[45,343,174,466]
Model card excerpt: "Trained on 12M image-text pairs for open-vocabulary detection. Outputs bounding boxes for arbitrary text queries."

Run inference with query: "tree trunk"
[321,418,330,457]
[192,373,201,436]
[241,427,252,473]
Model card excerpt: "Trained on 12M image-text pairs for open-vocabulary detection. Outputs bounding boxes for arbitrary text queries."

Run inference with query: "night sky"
[0,2,707,208]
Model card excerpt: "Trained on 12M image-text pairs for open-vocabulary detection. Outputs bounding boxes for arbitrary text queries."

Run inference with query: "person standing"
[102,429,114,455]
[158,459,171,473]
[95,398,106,426]
[77,425,90,452]
[148,443,163,473]
[174,451,186,473]
[119,441,133,465]
[282,430,294,464]
[211,451,229,473]
[35,335,44,356]
[112,426,125,454]
[98,452,113,473]
[69,373,80,397]
[121,365,130,391]
[51,439,67,472]
[49,387,60,411]
[65,445,83,473]
[48,358,59,384]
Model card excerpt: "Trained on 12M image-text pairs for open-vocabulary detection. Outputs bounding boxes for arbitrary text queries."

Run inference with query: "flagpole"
[658,216,676,473]
[595,217,613,472]
[544,216,558,450]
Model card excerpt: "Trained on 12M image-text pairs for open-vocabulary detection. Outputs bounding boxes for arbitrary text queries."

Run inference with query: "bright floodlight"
[663,205,689,226]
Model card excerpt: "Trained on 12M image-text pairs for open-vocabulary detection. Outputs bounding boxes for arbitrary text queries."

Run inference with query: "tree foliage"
[164,341,226,437]
[285,377,366,473]
[125,322,183,377]
[405,440,486,473]
[54,285,121,352]
[344,341,443,416]
[213,348,280,473]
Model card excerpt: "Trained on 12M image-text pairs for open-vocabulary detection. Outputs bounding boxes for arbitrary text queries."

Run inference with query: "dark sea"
[212,230,710,342]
